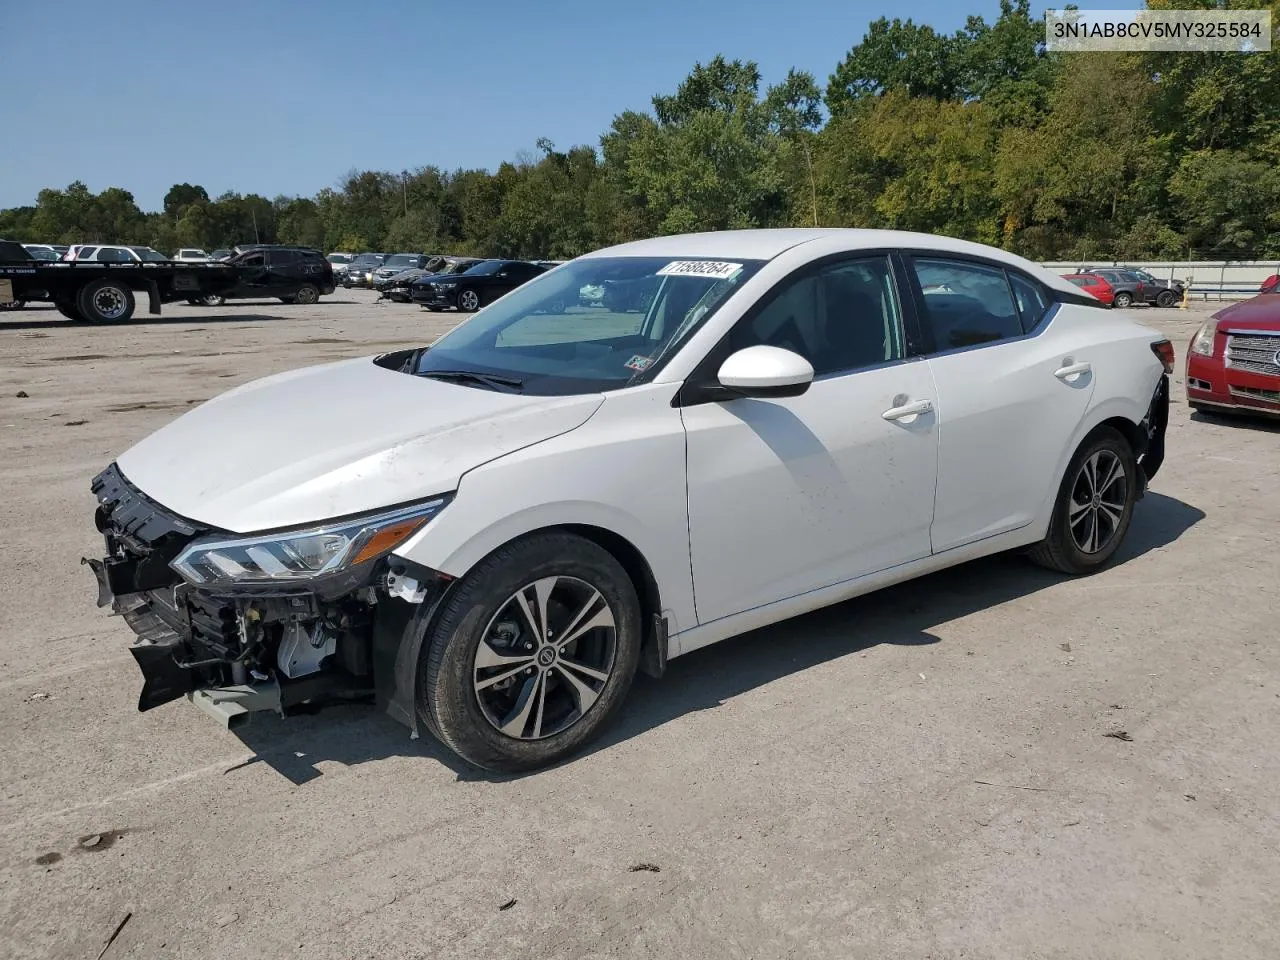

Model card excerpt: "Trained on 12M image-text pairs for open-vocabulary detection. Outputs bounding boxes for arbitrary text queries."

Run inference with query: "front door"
[682,255,939,625]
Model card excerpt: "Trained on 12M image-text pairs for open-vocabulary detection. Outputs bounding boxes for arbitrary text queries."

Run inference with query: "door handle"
[882,398,933,422]
[1054,360,1092,381]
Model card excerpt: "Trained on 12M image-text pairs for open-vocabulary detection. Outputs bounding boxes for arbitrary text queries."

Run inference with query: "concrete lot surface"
[0,293,1277,959]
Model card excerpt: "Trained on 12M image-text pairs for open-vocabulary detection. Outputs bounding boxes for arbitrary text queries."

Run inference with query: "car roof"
[584,227,1044,268]
[583,228,1080,296]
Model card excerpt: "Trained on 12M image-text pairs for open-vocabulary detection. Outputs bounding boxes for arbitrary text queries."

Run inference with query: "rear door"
[265,249,301,294]
[904,254,1096,552]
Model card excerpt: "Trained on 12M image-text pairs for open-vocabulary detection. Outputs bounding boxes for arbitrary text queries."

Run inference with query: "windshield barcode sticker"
[657,261,743,280]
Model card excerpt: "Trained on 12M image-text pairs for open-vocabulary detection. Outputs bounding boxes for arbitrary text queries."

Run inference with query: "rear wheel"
[293,284,319,305]
[77,280,135,323]
[417,533,642,772]
[0,299,25,311]
[56,300,85,321]
[1028,427,1137,575]
[1112,291,1134,309]
[199,293,226,307]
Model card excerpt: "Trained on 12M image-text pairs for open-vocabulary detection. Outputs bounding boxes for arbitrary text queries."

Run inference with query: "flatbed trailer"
[0,239,248,323]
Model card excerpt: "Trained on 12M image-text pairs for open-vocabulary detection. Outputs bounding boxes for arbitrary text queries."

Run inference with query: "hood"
[116,357,604,533]
[1213,296,1280,331]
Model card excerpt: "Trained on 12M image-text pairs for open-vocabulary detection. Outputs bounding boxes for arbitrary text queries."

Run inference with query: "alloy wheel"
[460,289,480,311]
[1068,450,1127,554]
[473,576,617,740]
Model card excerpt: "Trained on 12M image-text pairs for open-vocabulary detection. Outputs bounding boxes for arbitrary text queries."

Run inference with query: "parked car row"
[1062,267,1186,308]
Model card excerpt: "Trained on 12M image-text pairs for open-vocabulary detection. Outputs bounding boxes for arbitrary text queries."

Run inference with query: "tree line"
[2,0,1277,262]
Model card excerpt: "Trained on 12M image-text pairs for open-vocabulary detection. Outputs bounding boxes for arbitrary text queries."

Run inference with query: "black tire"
[294,284,319,305]
[1156,289,1178,308]
[0,299,25,311]
[417,532,643,772]
[424,306,442,312]
[457,287,481,312]
[77,280,136,323]
[1112,292,1134,309]
[199,293,226,307]
[56,300,85,321]
[1028,426,1137,575]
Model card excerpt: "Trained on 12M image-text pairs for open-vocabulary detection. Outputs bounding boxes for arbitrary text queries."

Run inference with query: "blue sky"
[0,0,1016,211]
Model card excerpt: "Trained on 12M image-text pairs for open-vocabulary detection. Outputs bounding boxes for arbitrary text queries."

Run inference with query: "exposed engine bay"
[85,463,447,730]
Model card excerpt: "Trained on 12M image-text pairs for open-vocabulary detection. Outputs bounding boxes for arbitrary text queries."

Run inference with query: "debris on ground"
[15,390,28,397]
[1103,730,1133,741]
[80,834,102,848]
[96,911,131,960]
[63,419,88,426]
[1185,793,1197,801]
[973,780,1050,792]
[628,863,661,873]
[1059,642,1071,652]
[23,691,51,703]
[498,898,517,911]
[214,912,239,927]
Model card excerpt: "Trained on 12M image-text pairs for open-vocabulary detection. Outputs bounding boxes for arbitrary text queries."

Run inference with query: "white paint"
[115,228,1167,663]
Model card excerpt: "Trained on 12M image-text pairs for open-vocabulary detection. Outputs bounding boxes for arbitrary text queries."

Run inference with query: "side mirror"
[716,345,814,399]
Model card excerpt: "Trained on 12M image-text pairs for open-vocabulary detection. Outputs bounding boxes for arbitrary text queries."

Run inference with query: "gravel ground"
[0,292,1276,960]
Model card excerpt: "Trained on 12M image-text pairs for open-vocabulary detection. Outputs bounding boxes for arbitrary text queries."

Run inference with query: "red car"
[1186,295,1280,418]
[1062,272,1116,306]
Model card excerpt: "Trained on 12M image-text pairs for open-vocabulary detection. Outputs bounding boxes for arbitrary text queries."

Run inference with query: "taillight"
[1151,339,1175,373]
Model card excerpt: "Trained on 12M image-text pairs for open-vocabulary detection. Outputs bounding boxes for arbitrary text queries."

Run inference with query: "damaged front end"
[86,463,452,731]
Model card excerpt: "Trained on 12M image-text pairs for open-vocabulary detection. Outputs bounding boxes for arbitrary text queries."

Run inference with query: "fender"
[1031,369,1166,540]
[396,498,690,637]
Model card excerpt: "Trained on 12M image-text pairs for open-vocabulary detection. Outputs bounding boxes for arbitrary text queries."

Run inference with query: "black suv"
[189,245,335,306]
[1112,267,1186,307]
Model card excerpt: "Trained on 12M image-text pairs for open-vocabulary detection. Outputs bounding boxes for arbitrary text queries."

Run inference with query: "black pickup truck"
[0,240,334,322]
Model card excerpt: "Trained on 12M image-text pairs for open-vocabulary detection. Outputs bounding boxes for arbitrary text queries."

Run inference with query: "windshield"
[384,254,419,268]
[131,247,169,262]
[327,254,353,264]
[415,256,763,395]
[442,260,474,274]
[353,254,384,266]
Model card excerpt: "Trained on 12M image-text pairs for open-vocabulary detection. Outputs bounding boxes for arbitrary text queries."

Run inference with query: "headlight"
[1189,318,1218,356]
[171,498,450,585]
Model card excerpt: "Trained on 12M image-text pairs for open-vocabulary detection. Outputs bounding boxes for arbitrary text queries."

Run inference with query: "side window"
[1008,274,1051,332]
[240,252,266,268]
[271,249,299,266]
[98,247,128,263]
[78,247,98,260]
[911,258,1022,350]
[728,256,904,377]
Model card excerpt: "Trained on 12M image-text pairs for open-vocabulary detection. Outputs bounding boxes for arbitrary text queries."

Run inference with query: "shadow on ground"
[1190,409,1280,434]
[231,491,1204,785]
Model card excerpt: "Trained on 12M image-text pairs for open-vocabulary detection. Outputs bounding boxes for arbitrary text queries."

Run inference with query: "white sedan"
[87,229,1172,771]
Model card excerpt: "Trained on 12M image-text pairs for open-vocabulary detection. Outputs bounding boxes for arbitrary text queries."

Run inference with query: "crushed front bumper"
[87,463,451,733]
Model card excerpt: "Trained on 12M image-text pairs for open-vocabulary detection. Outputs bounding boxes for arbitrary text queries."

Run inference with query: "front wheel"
[417,533,642,772]
[457,288,481,312]
[1028,427,1137,575]
[1156,289,1178,308]
[1112,292,1134,309]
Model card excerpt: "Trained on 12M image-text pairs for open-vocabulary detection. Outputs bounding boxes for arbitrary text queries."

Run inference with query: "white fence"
[1041,260,1280,301]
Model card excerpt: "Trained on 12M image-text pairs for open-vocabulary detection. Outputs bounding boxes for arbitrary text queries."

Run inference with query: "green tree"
[826,18,963,116]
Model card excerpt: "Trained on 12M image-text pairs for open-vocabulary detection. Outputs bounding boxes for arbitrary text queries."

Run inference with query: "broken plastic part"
[385,571,428,604]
